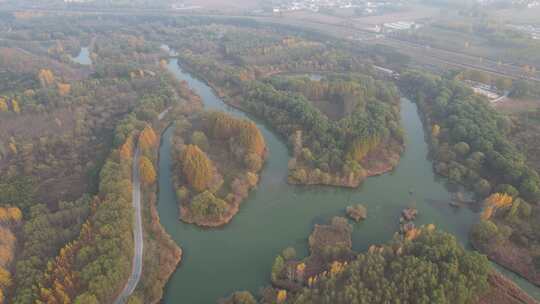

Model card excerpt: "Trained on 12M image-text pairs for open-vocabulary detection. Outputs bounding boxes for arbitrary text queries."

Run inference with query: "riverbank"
[138,181,183,303]
[131,79,203,302]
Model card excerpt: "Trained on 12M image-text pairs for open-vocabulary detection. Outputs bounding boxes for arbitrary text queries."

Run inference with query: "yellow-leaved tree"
[276,289,287,303]
[481,193,513,220]
[0,267,11,288]
[432,124,441,137]
[57,83,71,96]
[8,142,17,155]
[11,99,20,114]
[238,121,266,157]
[7,207,22,223]
[0,99,7,112]
[120,136,134,160]
[38,69,55,87]
[139,124,158,151]
[139,156,156,185]
[347,136,380,162]
[180,144,215,192]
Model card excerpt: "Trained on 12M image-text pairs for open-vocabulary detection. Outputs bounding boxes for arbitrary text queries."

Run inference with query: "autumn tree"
[0,268,11,288]
[0,99,7,112]
[139,124,158,151]
[0,208,19,225]
[276,289,287,303]
[38,69,55,87]
[347,136,380,162]
[205,112,240,139]
[180,145,215,192]
[120,136,134,160]
[11,99,20,114]
[431,124,440,137]
[126,295,144,304]
[159,59,168,70]
[481,193,513,220]
[57,83,71,96]
[271,255,285,281]
[220,291,257,304]
[190,191,228,219]
[7,207,22,223]
[296,262,306,282]
[139,156,156,185]
[0,210,8,224]
[238,122,266,157]
[244,153,263,172]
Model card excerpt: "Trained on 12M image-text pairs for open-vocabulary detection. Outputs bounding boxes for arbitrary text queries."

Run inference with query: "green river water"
[156,58,540,303]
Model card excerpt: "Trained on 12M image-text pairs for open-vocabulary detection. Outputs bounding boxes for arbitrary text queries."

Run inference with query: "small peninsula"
[171,111,267,227]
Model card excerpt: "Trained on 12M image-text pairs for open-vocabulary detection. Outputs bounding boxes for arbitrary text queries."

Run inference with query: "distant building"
[383,21,419,32]
[366,24,382,33]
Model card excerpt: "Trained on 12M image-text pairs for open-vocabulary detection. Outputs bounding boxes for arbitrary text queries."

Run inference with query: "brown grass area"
[474,238,540,287]
[280,4,438,28]
[308,224,352,253]
[310,99,344,121]
[0,48,85,81]
[0,109,76,141]
[0,107,101,205]
[281,11,347,25]
[477,272,539,304]
[495,97,540,115]
[361,139,402,176]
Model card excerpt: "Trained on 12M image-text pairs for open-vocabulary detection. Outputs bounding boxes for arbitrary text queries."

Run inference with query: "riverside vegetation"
[400,70,540,286]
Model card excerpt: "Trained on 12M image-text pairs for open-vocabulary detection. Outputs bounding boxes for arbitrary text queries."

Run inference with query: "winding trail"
[114,148,143,304]
[114,108,171,304]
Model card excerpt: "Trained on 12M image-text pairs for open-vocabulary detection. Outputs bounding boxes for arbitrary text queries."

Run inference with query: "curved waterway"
[158,58,540,303]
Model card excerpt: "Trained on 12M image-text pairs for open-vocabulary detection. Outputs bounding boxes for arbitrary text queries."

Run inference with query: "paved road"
[114,107,171,304]
[114,147,143,304]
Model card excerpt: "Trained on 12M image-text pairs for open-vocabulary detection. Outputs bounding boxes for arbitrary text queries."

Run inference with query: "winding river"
[155,58,540,303]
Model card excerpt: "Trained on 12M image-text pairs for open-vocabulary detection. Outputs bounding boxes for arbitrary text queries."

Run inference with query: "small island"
[172,111,267,227]
[346,204,367,222]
